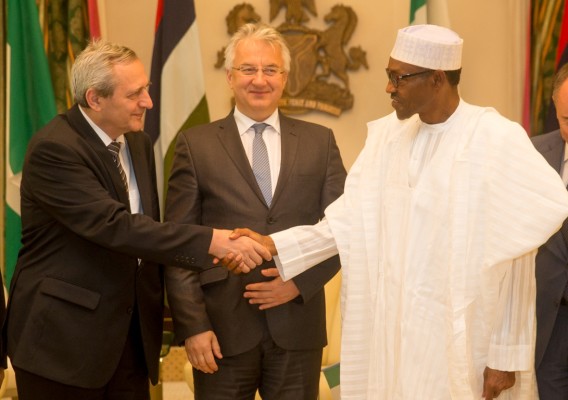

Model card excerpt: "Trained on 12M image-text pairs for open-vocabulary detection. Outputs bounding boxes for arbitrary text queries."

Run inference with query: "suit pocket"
[199,267,228,286]
[40,277,101,310]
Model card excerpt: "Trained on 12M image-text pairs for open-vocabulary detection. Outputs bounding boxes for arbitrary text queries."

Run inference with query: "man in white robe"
[228,25,568,399]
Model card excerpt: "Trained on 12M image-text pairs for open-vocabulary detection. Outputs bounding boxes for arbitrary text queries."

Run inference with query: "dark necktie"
[107,141,129,193]
[252,123,272,206]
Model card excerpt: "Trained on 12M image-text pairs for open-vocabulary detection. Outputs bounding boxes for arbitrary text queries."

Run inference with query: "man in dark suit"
[165,23,346,400]
[532,63,568,399]
[4,40,269,400]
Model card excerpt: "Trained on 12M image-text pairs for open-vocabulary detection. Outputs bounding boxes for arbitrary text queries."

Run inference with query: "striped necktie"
[107,141,129,193]
[252,123,272,206]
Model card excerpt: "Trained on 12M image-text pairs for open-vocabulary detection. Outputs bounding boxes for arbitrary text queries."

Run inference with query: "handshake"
[209,228,277,273]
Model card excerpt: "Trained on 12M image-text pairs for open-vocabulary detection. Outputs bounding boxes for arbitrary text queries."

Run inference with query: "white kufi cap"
[390,24,463,70]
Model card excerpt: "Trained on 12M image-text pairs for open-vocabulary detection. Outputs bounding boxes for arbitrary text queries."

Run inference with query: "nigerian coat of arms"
[216,0,368,116]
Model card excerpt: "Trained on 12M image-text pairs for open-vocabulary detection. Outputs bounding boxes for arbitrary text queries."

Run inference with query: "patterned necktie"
[107,141,129,193]
[252,123,272,206]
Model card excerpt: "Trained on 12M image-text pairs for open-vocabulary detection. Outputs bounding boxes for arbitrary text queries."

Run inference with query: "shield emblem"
[281,30,318,96]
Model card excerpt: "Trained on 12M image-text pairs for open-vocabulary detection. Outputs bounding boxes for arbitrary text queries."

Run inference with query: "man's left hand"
[244,268,300,310]
[482,367,516,399]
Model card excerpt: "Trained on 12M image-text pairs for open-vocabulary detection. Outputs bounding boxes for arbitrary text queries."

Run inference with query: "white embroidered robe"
[272,101,568,399]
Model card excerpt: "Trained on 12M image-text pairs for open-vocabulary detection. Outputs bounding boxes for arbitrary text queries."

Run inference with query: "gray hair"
[72,40,138,107]
[224,23,291,72]
[552,63,568,103]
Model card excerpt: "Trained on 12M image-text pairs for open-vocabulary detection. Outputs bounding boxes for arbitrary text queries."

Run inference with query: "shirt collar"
[79,105,125,147]
[233,107,281,136]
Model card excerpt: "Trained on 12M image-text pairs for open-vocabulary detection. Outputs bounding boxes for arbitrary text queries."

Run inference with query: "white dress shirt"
[233,107,282,195]
[79,106,143,214]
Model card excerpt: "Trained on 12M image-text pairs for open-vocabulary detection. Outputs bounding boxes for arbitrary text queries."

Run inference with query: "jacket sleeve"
[164,132,213,342]
[23,134,213,269]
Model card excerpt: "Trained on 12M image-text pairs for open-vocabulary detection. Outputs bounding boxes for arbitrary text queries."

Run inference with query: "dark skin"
[221,58,518,398]
[385,57,460,124]
[483,367,516,399]
[215,229,275,274]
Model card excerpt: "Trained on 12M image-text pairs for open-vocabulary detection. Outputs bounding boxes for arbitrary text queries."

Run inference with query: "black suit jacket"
[164,111,346,356]
[4,104,216,388]
[531,129,568,368]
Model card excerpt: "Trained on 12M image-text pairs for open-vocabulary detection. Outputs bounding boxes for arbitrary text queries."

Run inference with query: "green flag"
[322,362,340,399]
[409,0,450,26]
[5,0,57,287]
[410,0,427,23]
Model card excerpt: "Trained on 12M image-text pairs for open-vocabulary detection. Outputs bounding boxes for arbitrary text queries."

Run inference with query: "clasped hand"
[209,229,272,272]
[213,228,276,273]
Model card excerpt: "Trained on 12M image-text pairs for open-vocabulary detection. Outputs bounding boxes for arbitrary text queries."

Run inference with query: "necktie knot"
[107,141,121,158]
[253,123,269,137]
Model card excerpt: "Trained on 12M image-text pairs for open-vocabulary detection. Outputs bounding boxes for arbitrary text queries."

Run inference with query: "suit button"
[267,217,276,224]
[127,307,133,314]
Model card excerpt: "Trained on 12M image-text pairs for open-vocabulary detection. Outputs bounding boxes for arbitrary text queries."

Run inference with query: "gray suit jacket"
[531,129,568,368]
[5,104,215,388]
[165,111,346,356]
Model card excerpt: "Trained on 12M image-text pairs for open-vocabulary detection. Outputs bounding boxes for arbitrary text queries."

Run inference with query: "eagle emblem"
[217,1,368,116]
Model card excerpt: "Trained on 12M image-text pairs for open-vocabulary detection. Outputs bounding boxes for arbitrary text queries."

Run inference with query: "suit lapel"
[540,131,564,173]
[66,105,131,208]
[216,114,269,207]
[125,132,152,215]
[273,113,299,207]
[540,131,568,257]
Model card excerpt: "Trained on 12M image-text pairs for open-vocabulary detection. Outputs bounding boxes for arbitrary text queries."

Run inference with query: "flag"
[145,0,210,206]
[410,0,427,23]
[541,1,568,134]
[530,0,564,135]
[42,0,90,114]
[410,0,450,27]
[321,362,340,400]
[5,0,57,287]
[88,0,101,39]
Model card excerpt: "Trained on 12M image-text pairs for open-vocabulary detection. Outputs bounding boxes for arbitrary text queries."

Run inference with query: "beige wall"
[0,0,529,277]
[100,0,528,169]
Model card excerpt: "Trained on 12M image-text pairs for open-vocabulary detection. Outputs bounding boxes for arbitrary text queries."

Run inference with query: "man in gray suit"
[165,23,346,400]
[532,63,568,399]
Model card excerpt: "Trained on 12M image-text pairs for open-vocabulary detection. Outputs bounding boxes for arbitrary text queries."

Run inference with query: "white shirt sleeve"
[486,251,537,371]
[271,217,339,281]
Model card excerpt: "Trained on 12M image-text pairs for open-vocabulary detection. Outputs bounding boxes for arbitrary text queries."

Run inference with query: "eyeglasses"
[232,65,285,77]
[385,68,433,88]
